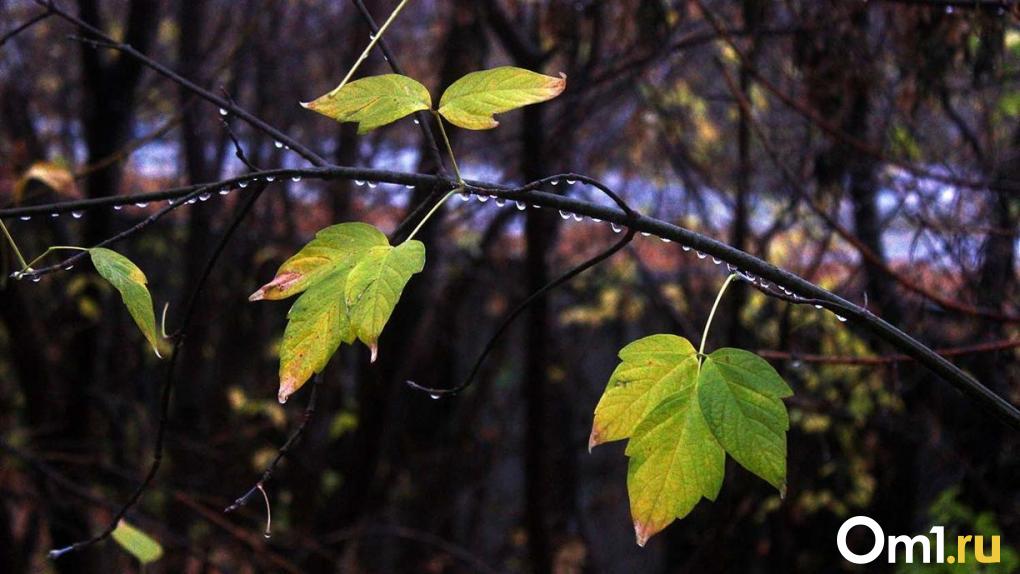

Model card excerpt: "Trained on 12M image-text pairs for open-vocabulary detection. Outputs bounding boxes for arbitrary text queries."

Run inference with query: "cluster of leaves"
[302,66,566,133]
[590,334,793,546]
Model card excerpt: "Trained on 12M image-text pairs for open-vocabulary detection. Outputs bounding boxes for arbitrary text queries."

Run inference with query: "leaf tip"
[248,289,266,302]
[634,522,653,547]
[278,378,297,404]
[588,427,602,453]
[369,343,378,363]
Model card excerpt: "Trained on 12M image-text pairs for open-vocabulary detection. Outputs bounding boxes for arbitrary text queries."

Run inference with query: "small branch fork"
[224,373,321,518]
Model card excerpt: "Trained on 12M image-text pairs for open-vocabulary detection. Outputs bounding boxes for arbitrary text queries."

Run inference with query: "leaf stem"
[432,110,463,184]
[403,112,465,243]
[0,219,29,270]
[18,246,89,275]
[698,273,738,367]
[332,0,413,93]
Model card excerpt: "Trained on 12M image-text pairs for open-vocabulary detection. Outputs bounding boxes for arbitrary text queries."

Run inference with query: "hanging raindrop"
[367,181,378,188]
[199,192,212,201]
[476,195,489,203]
[559,210,571,220]
[566,178,577,185]
[266,176,275,182]
[696,251,707,259]
[218,107,228,116]
[429,394,441,400]
[219,189,231,196]
[113,205,123,211]
[572,213,583,222]
[515,200,526,211]
[494,197,506,207]
[640,232,651,237]
[611,223,622,233]
[19,216,30,221]
[274,141,283,149]
[814,304,823,309]
[72,211,84,219]
[291,176,302,182]
[458,191,471,201]
[660,237,671,242]
[51,213,59,218]
[551,179,560,186]
[836,315,848,322]
[681,245,691,251]
[354,180,365,186]
[135,202,149,207]
[239,180,249,188]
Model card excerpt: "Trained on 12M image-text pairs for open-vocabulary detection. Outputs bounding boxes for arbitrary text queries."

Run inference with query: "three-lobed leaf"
[251,223,425,403]
[302,74,431,134]
[590,335,793,546]
[111,520,163,564]
[89,247,161,357]
[438,66,567,130]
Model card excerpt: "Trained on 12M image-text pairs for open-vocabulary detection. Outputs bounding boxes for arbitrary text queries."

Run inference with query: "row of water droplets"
[452,176,849,323]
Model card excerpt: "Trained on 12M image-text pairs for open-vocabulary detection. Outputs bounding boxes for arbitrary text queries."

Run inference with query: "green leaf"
[250,223,389,403]
[438,66,566,130]
[590,337,793,546]
[89,247,161,357]
[111,520,163,564]
[249,222,387,302]
[698,348,792,491]
[589,334,698,450]
[624,392,724,547]
[277,270,354,403]
[302,74,431,134]
[344,240,426,361]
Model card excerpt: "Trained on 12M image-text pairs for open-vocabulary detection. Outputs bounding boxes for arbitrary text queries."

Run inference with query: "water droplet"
[572,213,583,222]
[836,315,847,322]
[640,232,651,237]
[19,216,30,221]
[263,532,272,540]
[31,276,41,283]
[167,199,176,206]
[51,213,59,218]
[592,217,602,222]
[759,281,770,288]
[494,197,506,207]
[367,181,377,188]
[429,394,441,400]
[218,107,228,116]
[291,176,302,182]
[405,184,415,189]
[559,210,571,220]
[113,205,123,211]
[413,118,420,125]
[64,265,74,271]
[726,263,736,271]
[696,251,707,259]
[611,223,622,233]
[266,176,275,182]
[945,5,953,13]
[72,211,84,219]
[551,179,560,186]
[219,189,231,196]
[566,178,577,185]
[531,204,541,209]
[135,202,149,207]
[476,195,489,203]
[681,245,691,252]
[354,180,365,186]
[187,198,197,204]
[660,237,671,242]
[814,304,823,309]
[515,200,526,210]
[458,191,471,201]
[712,257,721,265]
[199,192,212,201]
[239,180,249,188]
[274,141,283,149]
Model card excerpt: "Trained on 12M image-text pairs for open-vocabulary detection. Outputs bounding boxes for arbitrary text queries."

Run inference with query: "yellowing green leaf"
[438,67,566,130]
[250,223,387,302]
[111,520,163,564]
[591,336,793,547]
[344,240,425,361]
[625,392,724,547]
[277,270,354,403]
[302,74,431,134]
[89,247,161,357]
[590,334,698,450]
[251,223,390,403]
[698,348,792,491]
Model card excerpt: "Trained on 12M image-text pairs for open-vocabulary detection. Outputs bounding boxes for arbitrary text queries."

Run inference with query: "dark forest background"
[1,0,1018,572]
